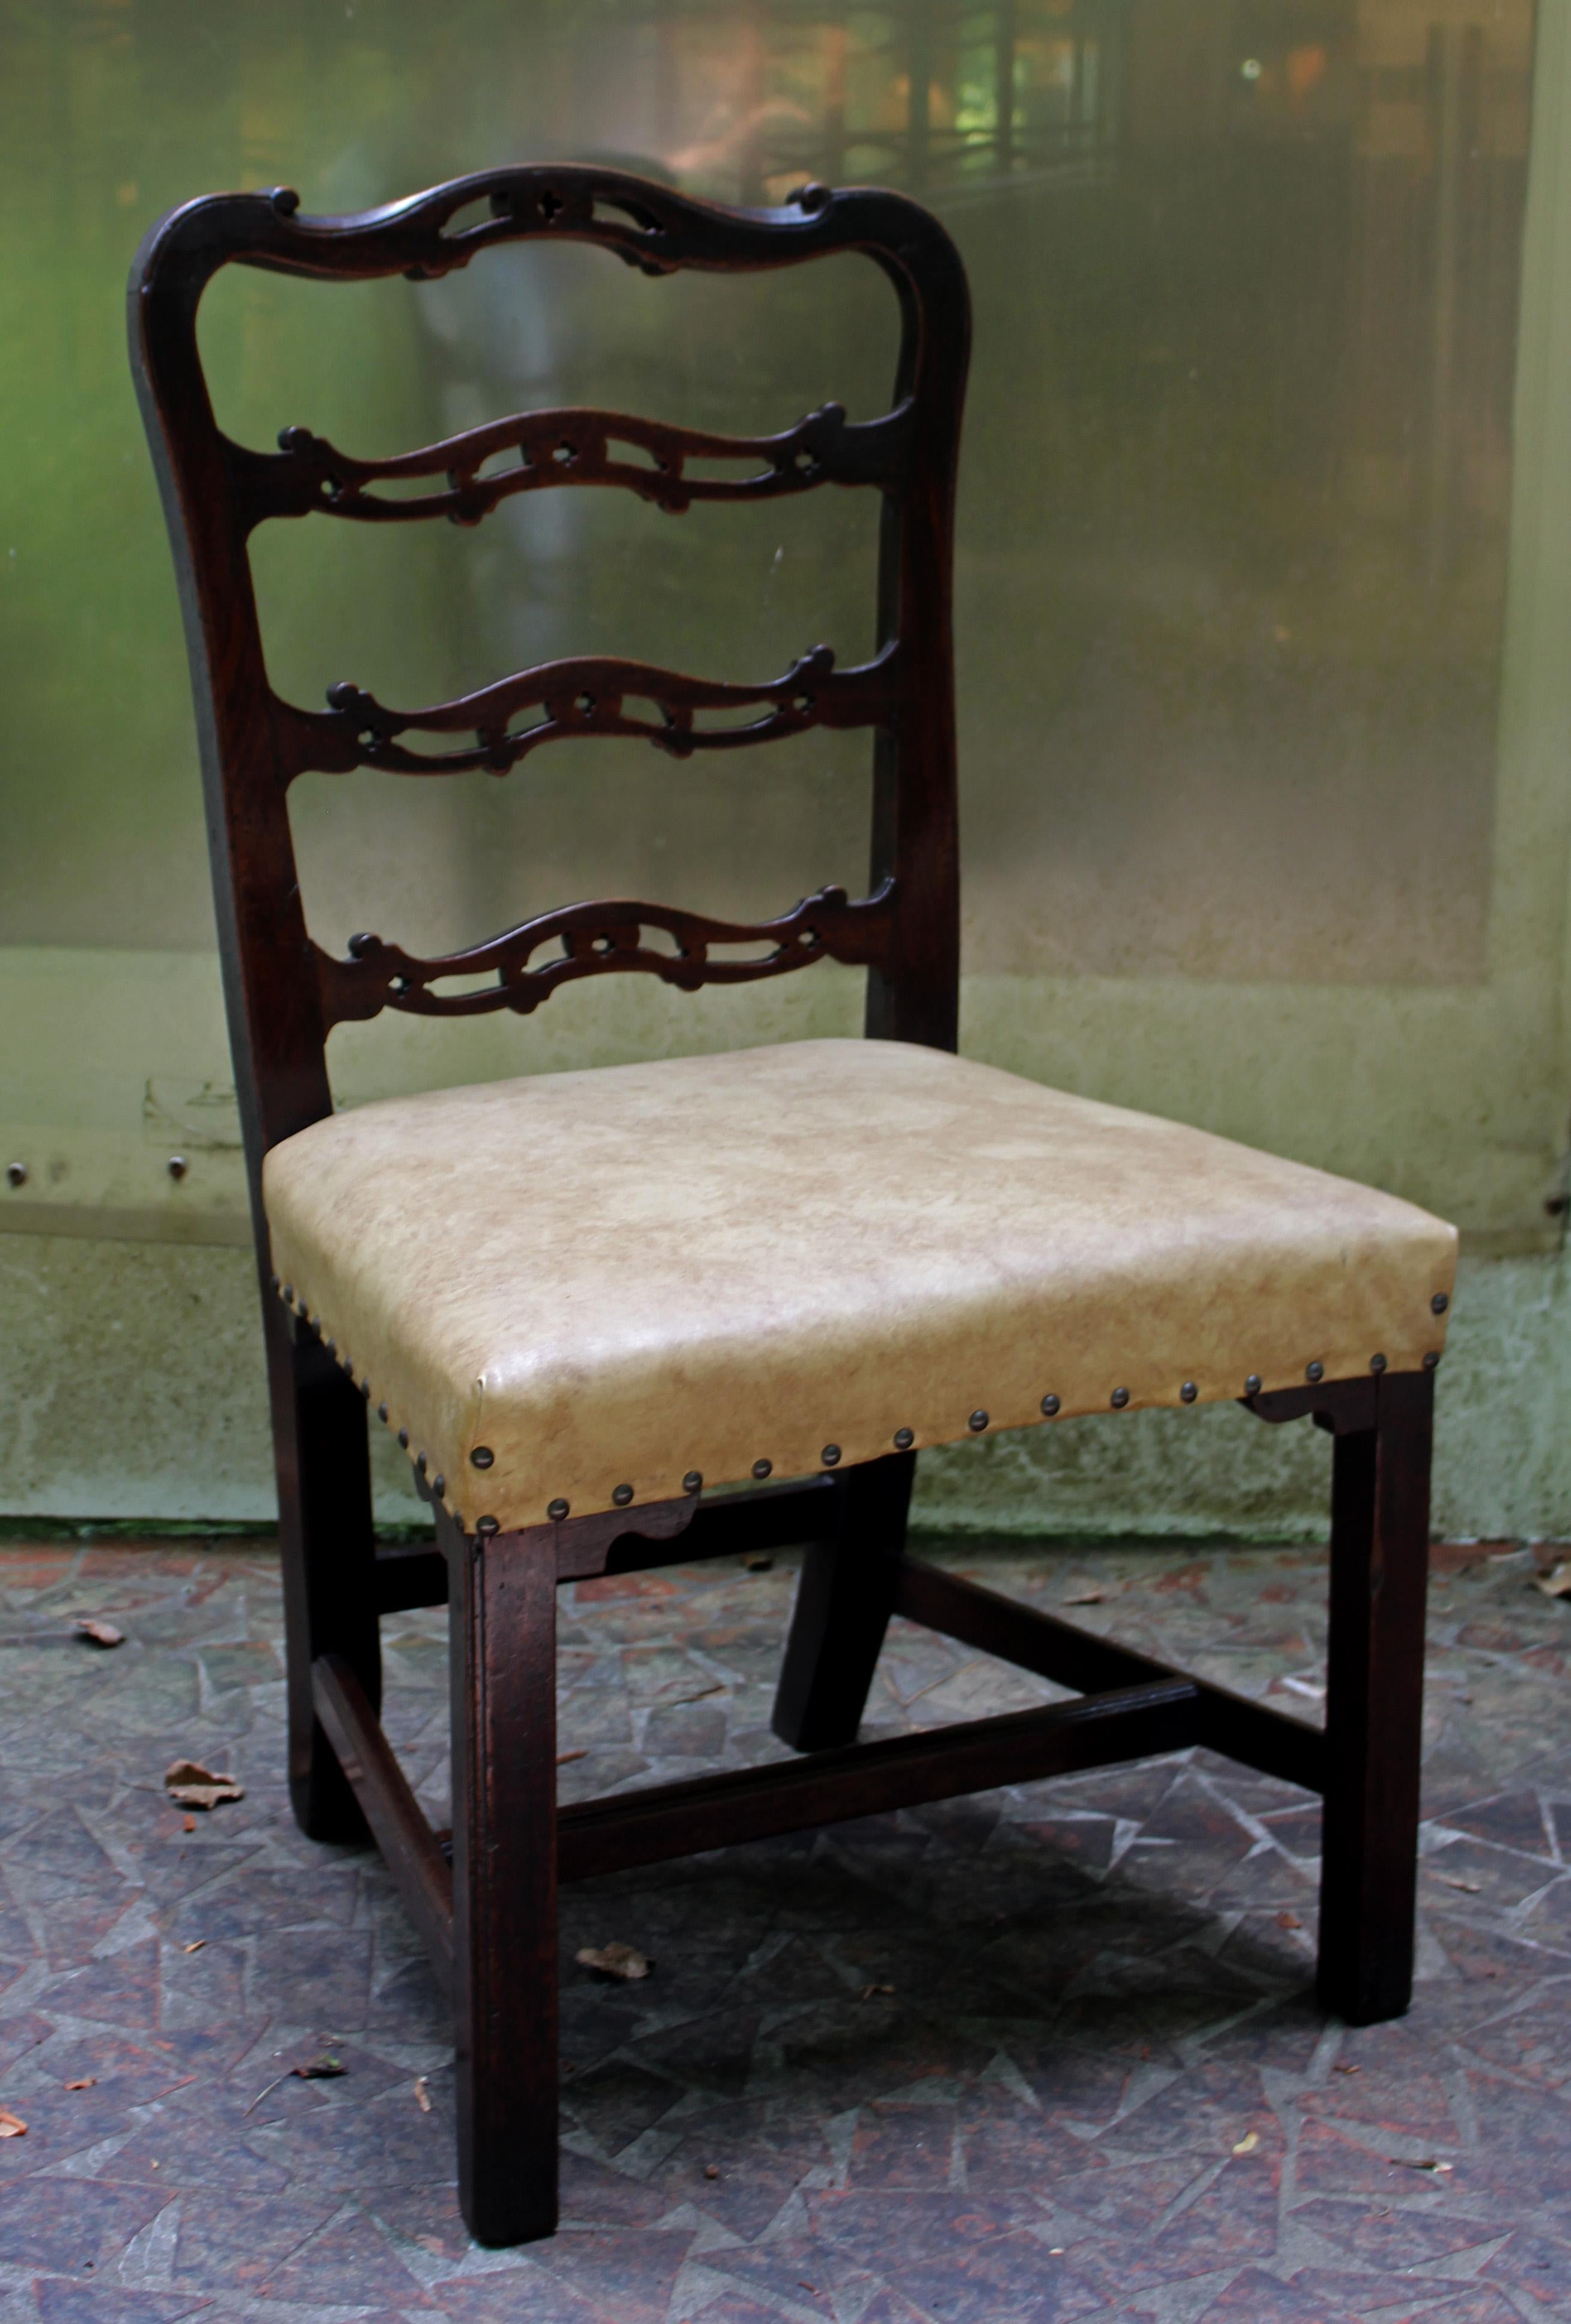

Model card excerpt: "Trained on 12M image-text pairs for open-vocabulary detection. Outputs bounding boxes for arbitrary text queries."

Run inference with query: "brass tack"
[1040,1395,1060,1417]
[548,1498,570,1520]
[1423,1351,1441,1370]
[1245,1374,1262,1395]
[752,1459,773,1480]
[167,1155,188,1181]
[359,1380,371,1400]
[1369,1354,1386,1375]
[820,1445,841,1467]
[416,1452,427,1475]
[377,1402,388,1423]
[433,1475,445,1497]
[968,1410,989,1432]
[477,1516,499,1537]
[281,1285,293,1304]
[5,1162,28,1188]
[397,1429,409,1450]
[1432,1292,1449,1315]
[612,1483,634,1506]
[1306,1361,1324,1383]
[683,1470,703,1494]
[325,1339,336,1357]
[1110,1387,1129,1409]
[269,1273,280,1291]
[894,1427,915,1449]
[470,1446,495,1470]
[1180,1381,1198,1403]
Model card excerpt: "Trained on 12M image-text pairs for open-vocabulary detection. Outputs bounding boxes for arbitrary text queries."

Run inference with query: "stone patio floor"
[3,1528,1571,2322]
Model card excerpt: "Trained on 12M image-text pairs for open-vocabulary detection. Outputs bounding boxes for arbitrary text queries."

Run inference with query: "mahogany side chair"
[130,165,1457,2248]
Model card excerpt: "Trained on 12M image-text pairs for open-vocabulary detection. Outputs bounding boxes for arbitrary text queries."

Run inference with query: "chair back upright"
[129,169,971,1221]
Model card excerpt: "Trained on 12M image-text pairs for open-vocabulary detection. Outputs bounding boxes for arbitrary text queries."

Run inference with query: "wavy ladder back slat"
[127,168,970,1196]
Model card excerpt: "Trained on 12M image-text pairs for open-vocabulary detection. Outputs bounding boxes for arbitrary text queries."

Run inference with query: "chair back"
[129,168,971,1207]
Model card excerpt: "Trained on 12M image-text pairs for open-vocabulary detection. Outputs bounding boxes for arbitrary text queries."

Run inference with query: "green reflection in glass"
[0,0,1534,992]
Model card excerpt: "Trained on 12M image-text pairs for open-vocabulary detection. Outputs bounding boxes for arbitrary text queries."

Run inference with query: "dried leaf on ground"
[1533,1564,1571,1599]
[75,1619,124,1647]
[1061,1588,1104,1607]
[860,1982,895,2001]
[576,1941,650,1981]
[164,1758,243,1810]
[555,1748,588,1766]
[1437,1874,1481,1894]
[181,1815,196,1833]
[182,1939,206,1954]
[414,2076,432,2113]
[704,2163,721,2180]
[1277,1912,1304,1931]
[293,2052,345,2081]
[0,2109,26,2137]
[64,2078,96,2091]
[1231,2131,1260,2156]
[1334,2063,1361,2075]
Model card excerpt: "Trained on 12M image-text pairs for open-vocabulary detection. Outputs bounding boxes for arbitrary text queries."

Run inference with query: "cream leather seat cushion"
[263,1038,1456,1534]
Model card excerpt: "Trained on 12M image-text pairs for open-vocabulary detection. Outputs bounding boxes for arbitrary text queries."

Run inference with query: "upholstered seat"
[264,1036,1456,1535]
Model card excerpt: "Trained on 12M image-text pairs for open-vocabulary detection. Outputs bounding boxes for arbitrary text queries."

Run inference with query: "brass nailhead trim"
[1180,1381,1198,1402]
[1110,1387,1130,1408]
[397,1429,409,1450]
[820,1445,841,1467]
[894,1428,915,1449]
[1423,1351,1441,1370]
[477,1515,499,1537]
[1370,1354,1386,1375]
[1432,1292,1449,1315]
[1245,1374,1262,1395]
[432,1475,445,1498]
[1305,1360,1324,1383]
[683,1471,703,1494]
[377,1402,389,1423]
[470,1446,495,1469]
[752,1459,773,1480]
[969,1410,989,1432]
[1040,1395,1060,1417]
[548,1498,570,1520]
[612,1484,634,1506]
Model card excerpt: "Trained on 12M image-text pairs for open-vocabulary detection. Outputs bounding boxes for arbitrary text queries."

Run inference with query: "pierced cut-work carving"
[294,643,894,778]
[257,400,907,528]
[316,881,895,1024]
[131,159,971,1157]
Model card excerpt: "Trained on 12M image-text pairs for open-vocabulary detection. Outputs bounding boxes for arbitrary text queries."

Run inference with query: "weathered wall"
[4,1,1570,1538]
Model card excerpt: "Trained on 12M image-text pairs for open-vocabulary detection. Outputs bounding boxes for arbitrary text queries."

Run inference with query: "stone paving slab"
[1,1532,1570,2320]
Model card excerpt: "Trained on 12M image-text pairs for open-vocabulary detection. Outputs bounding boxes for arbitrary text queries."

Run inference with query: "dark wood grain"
[128,165,968,1089]
[316,879,894,1027]
[268,1308,380,1842]
[312,1653,454,1986]
[894,1558,1328,1796]
[772,1451,915,1750]
[561,1677,1201,1883]
[264,396,908,524]
[1317,1368,1434,2024]
[443,1507,561,2247]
